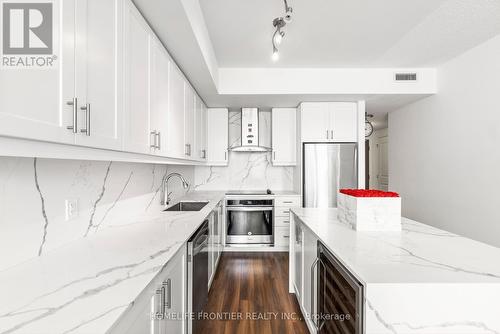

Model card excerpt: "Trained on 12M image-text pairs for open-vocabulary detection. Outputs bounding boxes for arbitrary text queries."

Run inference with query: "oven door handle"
[226,206,273,212]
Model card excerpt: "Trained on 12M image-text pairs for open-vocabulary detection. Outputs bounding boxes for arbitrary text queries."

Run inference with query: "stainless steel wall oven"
[225,196,274,245]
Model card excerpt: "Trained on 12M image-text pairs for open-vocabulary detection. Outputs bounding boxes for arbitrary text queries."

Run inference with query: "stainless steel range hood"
[231,108,271,152]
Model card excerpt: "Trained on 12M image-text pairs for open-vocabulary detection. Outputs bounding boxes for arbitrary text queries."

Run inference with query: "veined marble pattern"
[0,157,194,271]
[291,208,500,333]
[195,110,293,191]
[0,191,225,334]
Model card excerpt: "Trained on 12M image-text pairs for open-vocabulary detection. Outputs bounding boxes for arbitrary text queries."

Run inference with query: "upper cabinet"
[272,108,297,166]
[123,0,150,154]
[300,102,358,143]
[74,0,123,150]
[167,64,186,159]
[207,108,229,166]
[149,36,170,156]
[0,0,121,149]
[184,84,195,159]
[195,96,208,161]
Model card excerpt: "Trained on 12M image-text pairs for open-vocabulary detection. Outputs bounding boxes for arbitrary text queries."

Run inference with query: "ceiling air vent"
[395,73,417,81]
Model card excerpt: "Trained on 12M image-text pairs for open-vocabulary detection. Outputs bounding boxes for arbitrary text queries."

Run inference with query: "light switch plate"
[65,199,78,221]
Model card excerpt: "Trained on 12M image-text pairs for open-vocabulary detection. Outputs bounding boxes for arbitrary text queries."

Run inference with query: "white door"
[167,64,185,158]
[0,0,76,144]
[330,102,358,142]
[123,1,150,154]
[378,135,389,191]
[272,108,296,166]
[207,108,228,166]
[300,103,330,142]
[75,0,122,150]
[150,37,170,156]
[184,86,195,159]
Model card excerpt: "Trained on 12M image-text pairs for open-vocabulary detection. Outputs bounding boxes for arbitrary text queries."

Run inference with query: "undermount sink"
[164,201,209,212]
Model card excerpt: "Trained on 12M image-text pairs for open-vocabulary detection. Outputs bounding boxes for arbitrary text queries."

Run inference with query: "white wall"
[389,34,500,247]
[0,157,194,271]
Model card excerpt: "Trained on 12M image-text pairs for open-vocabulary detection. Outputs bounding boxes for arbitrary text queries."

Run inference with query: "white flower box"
[337,191,401,231]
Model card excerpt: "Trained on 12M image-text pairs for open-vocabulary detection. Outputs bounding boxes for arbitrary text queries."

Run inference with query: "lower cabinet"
[291,215,318,334]
[208,201,223,289]
[109,245,187,334]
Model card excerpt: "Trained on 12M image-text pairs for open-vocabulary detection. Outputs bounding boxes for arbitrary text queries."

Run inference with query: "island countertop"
[291,207,500,334]
[0,191,226,334]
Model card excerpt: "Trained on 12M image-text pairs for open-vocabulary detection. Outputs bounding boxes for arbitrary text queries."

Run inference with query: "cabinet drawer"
[275,216,291,227]
[275,196,301,207]
[275,226,290,247]
[275,207,293,217]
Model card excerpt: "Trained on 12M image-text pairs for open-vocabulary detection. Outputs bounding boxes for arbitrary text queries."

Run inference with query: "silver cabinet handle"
[283,201,293,204]
[155,287,165,319]
[273,151,276,161]
[201,149,206,159]
[224,151,227,161]
[283,235,290,239]
[150,131,158,149]
[164,279,171,309]
[330,130,334,139]
[80,104,90,136]
[326,129,328,139]
[156,132,161,150]
[66,98,77,133]
[185,144,191,156]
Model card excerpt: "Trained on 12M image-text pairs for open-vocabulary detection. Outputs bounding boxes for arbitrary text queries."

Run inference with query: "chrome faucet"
[161,173,190,206]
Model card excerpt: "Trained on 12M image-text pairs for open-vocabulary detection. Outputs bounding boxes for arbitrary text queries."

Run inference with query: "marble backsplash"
[0,156,194,271]
[194,110,294,191]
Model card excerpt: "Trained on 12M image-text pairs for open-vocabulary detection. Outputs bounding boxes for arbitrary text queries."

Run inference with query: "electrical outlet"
[65,199,78,221]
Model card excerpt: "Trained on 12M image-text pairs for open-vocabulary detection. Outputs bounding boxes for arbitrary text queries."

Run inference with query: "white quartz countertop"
[291,208,500,285]
[0,191,225,334]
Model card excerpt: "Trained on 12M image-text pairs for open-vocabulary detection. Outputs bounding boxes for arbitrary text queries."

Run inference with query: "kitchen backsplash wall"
[194,111,294,191]
[0,156,194,271]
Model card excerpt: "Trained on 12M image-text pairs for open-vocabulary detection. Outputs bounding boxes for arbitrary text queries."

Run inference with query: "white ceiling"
[135,0,500,122]
[200,0,500,68]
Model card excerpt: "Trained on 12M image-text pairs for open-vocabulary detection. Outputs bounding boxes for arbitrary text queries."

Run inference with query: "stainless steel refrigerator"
[303,143,358,207]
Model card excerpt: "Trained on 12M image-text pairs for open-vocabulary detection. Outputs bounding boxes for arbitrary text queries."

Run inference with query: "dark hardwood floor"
[200,252,309,334]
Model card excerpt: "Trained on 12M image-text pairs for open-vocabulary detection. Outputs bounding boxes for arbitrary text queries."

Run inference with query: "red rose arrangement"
[340,189,400,198]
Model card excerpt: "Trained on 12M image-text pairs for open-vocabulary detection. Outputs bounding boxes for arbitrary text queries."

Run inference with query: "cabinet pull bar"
[66,98,78,133]
[80,104,91,136]
[164,279,171,309]
[156,132,161,149]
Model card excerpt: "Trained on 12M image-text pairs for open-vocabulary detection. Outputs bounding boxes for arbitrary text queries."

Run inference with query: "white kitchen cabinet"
[184,85,195,159]
[300,102,358,143]
[302,222,318,331]
[0,0,121,149]
[74,0,123,150]
[123,0,151,154]
[195,97,207,160]
[109,245,187,334]
[207,108,229,166]
[271,108,297,166]
[167,64,186,158]
[149,36,170,156]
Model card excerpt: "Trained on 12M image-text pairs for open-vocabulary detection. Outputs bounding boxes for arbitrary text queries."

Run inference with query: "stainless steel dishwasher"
[187,220,209,334]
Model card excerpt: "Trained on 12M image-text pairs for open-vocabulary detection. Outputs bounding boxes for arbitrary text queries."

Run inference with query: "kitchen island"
[290,208,500,334]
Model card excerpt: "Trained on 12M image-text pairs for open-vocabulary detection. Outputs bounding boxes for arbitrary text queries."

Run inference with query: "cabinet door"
[74,0,122,150]
[272,108,296,166]
[208,213,215,289]
[330,102,358,142]
[195,97,205,160]
[167,64,185,158]
[123,1,150,154]
[303,225,318,329]
[163,246,187,334]
[150,37,170,156]
[0,0,75,144]
[184,86,195,159]
[300,103,330,142]
[207,108,229,166]
[294,221,303,302]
